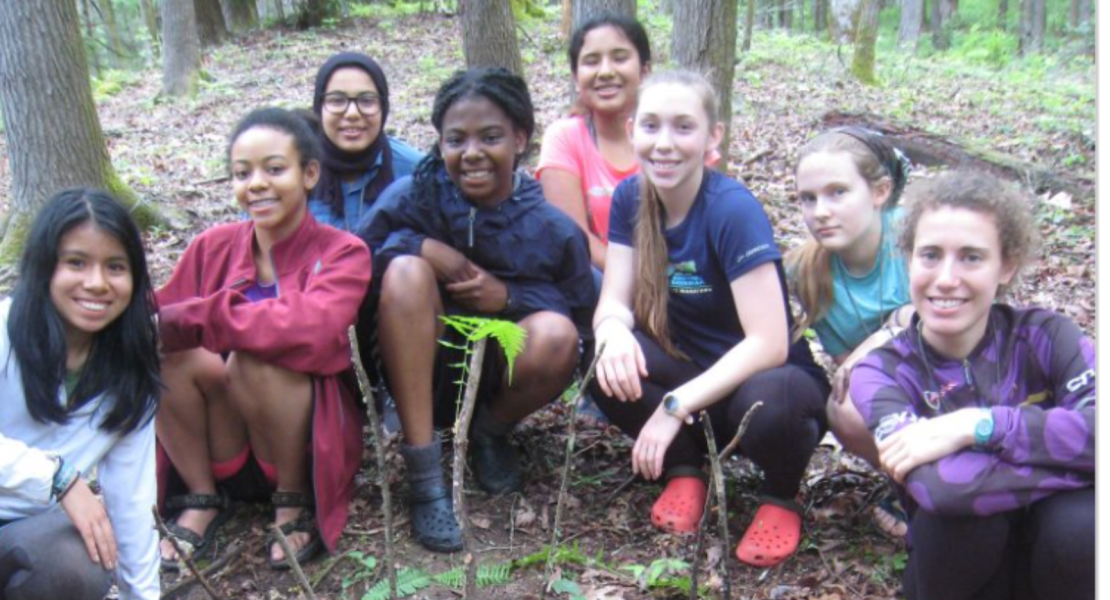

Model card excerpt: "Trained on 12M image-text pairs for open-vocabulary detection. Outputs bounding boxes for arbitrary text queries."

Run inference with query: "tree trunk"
[162,0,201,96]
[1020,0,1043,53]
[743,0,755,50]
[459,0,523,76]
[779,0,792,28]
[850,0,880,84]
[660,0,677,15]
[294,0,332,28]
[0,0,154,264]
[1078,0,1091,27]
[1068,0,1078,28]
[140,0,161,60]
[571,0,636,29]
[671,0,739,169]
[102,0,127,68]
[814,0,827,36]
[273,0,285,23]
[939,0,956,23]
[931,0,950,50]
[997,0,1007,28]
[80,0,101,78]
[195,0,227,46]
[899,0,923,48]
[561,0,572,37]
[829,0,862,42]
[222,0,257,30]
[822,110,1095,199]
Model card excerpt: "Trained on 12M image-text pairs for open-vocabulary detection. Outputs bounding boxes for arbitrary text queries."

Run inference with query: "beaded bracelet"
[51,457,79,502]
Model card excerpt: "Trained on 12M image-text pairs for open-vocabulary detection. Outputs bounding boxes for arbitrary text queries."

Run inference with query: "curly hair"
[899,171,1040,296]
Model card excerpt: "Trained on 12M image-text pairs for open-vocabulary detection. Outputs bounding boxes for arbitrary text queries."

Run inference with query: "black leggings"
[590,332,829,500]
[903,488,1094,600]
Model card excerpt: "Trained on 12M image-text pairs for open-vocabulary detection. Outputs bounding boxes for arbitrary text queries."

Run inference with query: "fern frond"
[362,567,431,600]
[431,561,514,589]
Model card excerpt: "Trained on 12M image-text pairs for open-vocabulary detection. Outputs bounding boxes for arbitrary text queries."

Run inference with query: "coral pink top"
[536,115,722,244]
[536,116,637,243]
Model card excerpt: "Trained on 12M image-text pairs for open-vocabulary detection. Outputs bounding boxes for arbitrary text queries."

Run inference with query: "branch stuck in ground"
[152,506,224,600]
[543,342,605,597]
[348,325,398,599]
[453,337,488,599]
[269,524,318,600]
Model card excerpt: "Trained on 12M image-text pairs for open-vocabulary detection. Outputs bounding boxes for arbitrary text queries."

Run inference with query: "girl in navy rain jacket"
[359,68,592,554]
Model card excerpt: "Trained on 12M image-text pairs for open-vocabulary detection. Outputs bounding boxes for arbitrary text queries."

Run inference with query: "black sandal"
[160,492,231,572]
[266,491,323,571]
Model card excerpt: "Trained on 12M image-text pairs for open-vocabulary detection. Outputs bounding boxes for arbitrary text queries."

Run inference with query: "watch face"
[664,395,679,414]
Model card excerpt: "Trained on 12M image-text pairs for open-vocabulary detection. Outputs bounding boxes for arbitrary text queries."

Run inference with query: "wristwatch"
[662,392,694,425]
[973,408,995,448]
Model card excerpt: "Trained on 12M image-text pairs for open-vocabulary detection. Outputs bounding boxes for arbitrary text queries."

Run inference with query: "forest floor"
[0,6,1097,600]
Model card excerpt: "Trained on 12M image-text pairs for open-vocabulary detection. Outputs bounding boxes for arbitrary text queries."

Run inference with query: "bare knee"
[161,348,227,404]
[227,352,311,414]
[520,312,578,370]
[380,256,437,311]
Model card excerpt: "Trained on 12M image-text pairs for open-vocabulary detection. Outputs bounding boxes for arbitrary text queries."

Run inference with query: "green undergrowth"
[340,543,711,600]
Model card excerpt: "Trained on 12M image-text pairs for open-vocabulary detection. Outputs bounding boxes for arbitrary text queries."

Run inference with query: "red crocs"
[735,499,803,568]
[651,476,707,534]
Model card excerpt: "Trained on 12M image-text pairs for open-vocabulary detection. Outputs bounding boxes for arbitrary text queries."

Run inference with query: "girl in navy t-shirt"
[591,70,830,568]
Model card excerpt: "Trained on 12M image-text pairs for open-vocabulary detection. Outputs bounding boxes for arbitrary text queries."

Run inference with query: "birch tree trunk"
[162,0,201,96]
[0,0,153,264]
[671,0,739,169]
[744,0,756,50]
[460,0,523,76]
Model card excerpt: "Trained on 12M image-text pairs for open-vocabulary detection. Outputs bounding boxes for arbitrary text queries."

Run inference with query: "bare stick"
[602,472,637,506]
[347,325,398,599]
[453,337,488,599]
[543,342,605,598]
[162,541,246,599]
[151,506,224,600]
[718,401,763,461]
[688,483,716,600]
[702,402,764,600]
[269,524,318,600]
[701,413,732,600]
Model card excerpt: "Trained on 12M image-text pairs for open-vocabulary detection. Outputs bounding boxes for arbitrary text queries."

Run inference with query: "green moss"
[0,211,31,267]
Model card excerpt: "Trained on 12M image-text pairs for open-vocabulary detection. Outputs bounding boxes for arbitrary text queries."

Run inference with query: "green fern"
[432,560,514,589]
[361,567,431,600]
[439,315,527,384]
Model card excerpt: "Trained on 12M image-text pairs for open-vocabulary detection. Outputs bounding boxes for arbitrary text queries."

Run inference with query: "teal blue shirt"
[811,209,909,357]
[308,136,424,232]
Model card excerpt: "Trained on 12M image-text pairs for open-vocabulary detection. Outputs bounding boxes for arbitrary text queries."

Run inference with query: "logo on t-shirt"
[587,185,613,198]
[667,260,711,294]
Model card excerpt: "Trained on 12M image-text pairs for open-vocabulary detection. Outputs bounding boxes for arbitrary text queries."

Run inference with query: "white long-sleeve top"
[0,298,159,600]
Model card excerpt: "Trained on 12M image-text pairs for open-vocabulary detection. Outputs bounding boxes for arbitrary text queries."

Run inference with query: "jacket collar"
[229,212,324,282]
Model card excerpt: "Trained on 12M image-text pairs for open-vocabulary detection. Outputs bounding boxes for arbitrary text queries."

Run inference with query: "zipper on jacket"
[962,359,974,386]
[468,207,476,248]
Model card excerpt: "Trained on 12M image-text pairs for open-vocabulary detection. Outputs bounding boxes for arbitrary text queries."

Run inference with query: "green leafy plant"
[339,551,377,594]
[439,315,527,384]
[361,567,432,600]
[359,560,515,600]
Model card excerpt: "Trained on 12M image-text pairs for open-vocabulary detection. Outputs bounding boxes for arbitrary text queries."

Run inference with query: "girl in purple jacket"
[850,171,1094,600]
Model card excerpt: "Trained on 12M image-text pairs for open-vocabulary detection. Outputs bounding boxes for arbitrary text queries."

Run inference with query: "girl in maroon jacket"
[156,108,371,571]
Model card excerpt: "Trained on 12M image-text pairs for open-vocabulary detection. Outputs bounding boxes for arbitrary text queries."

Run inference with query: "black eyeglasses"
[322,93,382,116]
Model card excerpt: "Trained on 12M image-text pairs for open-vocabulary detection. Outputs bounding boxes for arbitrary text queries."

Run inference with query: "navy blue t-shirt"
[610,171,825,382]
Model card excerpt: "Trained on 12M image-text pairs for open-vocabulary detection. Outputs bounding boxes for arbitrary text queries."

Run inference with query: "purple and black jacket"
[850,305,1095,518]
